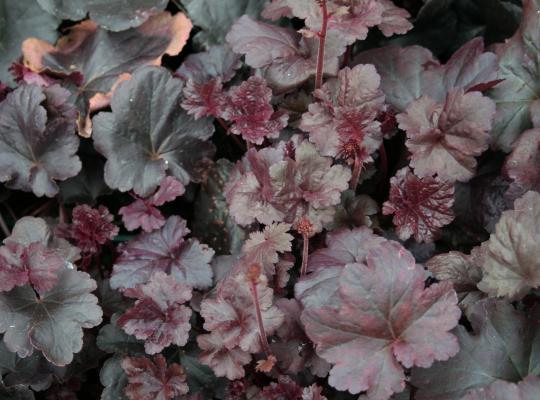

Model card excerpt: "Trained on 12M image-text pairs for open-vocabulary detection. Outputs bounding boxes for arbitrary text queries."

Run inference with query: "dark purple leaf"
[36,0,169,31]
[117,271,192,354]
[110,216,215,290]
[0,269,102,366]
[0,84,81,197]
[93,66,215,197]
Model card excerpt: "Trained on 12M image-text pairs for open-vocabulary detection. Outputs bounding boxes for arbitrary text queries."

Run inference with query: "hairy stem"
[0,212,9,238]
[350,151,362,191]
[217,117,246,151]
[59,202,67,224]
[28,199,54,217]
[379,142,388,183]
[315,0,329,89]
[2,203,16,221]
[342,44,353,67]
[249,280,272,356]
[300,234,310,276]
[409,384,417,400]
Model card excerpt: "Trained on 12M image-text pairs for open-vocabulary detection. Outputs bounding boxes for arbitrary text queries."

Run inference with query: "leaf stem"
[0,212,9,238]
[28,199,54,217]
[379,142,388,183]
[315,0,329,90]
[249,279,272,357]
[350,150,362,191]
[216,117,246,151]
[300,233,310,276]
[409,383,417,400]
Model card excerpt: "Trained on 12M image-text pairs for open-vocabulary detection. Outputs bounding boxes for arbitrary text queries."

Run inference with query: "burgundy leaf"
[383,167,455,243]
[110,216,214,290]
[300,64,385,161]
[270,298,330,377]
[182,78,226,120]
[286,0,382,44]
[0,84,81,197]
[261,375,302,400]
[301,241,460,400]
[117,271,192,354]
[261,0,293,20]
[397,88,495,182]
[0,242,63,294]
[503,128,540,201]
[200,272,283,353]
[61,205,118,256]
[225,138,350,232]
[0,269,102,366]
[197,332,251,380]
[378,0,413,37]
[242,223,293,276]
[426,248,484,310]
[220,76,289,144]
[226,16,341,92]
[122,355,188,400]
[119,177,185,233]
[119,199,166,233]
[150,177,185,206]
[295,226,387,309]
[302,384,328,400]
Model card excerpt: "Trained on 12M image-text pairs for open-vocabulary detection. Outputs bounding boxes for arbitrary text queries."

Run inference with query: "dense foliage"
[0,0,538,399]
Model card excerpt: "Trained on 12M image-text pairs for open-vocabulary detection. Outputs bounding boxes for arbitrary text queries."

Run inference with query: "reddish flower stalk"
[350,149,363,191]
[297,217,314,276]
[247,265,272,357]
[0,213,9,238]
[216,117,247,151]
[379,142,388,183]
[315,0,329,89]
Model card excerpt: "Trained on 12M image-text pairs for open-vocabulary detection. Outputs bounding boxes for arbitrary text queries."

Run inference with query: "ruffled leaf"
[503,128,540,201]
[117,272,192,355]
[0,84,81,197]
[226,16,341,92]
[197,332,251,380]
[226,138,351,233]
[397,88,495,182]
[383,167,455,243]
[242,223,293,275]
[300,64,385,161]
[119,177,185,232]
[0,269,102,366]
[478,191,540,299]
[121,355,188,400]
[220,76,288,144]
[489,0,540,150]
[110,216,214,290]
[302,241,461,400]
[200,272,283,353]
[461,376,540,400]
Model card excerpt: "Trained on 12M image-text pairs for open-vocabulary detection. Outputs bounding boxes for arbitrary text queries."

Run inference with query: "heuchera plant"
[1,0,540,399]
